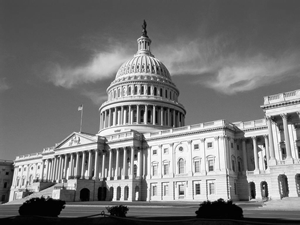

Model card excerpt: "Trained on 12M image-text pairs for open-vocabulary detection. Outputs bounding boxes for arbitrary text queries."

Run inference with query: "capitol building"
[9,23,300,203]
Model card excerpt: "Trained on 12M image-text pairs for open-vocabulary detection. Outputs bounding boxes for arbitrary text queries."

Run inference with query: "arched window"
[154,87,157,96]
[165,90,168,98]
[147,86,151,95]
[134,86,138,95]
[178,158,184,174]
[128,86,131,95]
[141,86,144,95]
[160,88,163,97]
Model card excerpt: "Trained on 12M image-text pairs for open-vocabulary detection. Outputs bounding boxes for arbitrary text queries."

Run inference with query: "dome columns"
[99,104,185,132]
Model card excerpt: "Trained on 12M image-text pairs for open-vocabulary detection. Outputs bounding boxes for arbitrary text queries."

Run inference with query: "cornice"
[261,99,300,110]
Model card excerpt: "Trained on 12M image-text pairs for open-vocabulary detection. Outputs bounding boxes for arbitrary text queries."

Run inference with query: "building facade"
[0,160,13,203]
[9,24,300,203]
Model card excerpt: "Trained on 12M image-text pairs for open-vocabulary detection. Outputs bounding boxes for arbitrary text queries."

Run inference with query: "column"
[252,136,259,172]
[160,107,164,126]
[101,152,106,178]
[281,114,293,162]
[40,160,45,181]
[108,150,112,178]
[94,150,99,180]
[226,137,232,171]
[70,154,74,178]
[144,105,148,124]
[45,159,50,181]
[173,109,175,127]
[108,108,112,127]
[129,105,132,124]
[176,111,179,127]
[87,150,92,178]
[113,108,116,126]
[200,138,206,174]
[48,159,53,181]
[120,106,124,125]
[115,148,120,178]
[137,105,140,124]
[74,152,80,178]
[122,148,128,179]
[64,155,68,179]
[264,135,270,169]
[242,139,248,172]
[214,137,220,171]
[99,113,102,130]
[137,149,142,177]
[130,147,135,177]
[266,116,276,165]
[153,105,156,125]
[61,155,66,180]
[51,157,56,181]
[57,156,62,181]
[81,151,86,178]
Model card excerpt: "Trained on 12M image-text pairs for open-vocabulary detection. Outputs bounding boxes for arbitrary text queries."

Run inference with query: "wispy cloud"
[44,44,132,89]
[156,38,300,94]
[0,78,10,92]
[81,90,107,105]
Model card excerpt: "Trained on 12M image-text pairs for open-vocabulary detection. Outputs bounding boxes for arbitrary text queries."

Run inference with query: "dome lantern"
[135,20,153,57]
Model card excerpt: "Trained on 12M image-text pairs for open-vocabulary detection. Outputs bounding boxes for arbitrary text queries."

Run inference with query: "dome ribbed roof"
[115,54,171,80]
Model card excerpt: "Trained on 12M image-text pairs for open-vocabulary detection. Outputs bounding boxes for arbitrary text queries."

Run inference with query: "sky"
[1,0,300,160]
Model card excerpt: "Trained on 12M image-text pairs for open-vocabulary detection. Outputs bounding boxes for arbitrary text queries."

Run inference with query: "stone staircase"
[6,184,56,205]
[262,197,300,210]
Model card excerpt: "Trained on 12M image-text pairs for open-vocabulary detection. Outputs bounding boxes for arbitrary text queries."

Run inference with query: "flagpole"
[79,105,83,133]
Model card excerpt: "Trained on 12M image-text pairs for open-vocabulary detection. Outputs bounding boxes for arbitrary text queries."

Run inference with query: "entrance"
[178,184,185,199]
[249,182,256,199]
[80,188,90,201]
[278,174,289,198]
[98,187,107,201]
[296,174,300,197]
[260,181,269,200]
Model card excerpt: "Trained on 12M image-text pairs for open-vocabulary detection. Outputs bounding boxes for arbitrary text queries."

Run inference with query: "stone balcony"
[263,89,300,105]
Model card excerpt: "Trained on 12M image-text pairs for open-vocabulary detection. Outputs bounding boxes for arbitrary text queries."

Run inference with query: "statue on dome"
[142,20,148,37]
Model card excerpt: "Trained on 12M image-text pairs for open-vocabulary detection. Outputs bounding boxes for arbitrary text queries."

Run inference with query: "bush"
[106,205,129,217]
[195,198,243,219]
[19,196,65,217]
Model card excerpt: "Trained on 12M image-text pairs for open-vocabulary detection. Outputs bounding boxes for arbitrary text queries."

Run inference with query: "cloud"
[156,38,300,95]
[44,44,132,89]
[0,78,10,92]
[81,90,107,105]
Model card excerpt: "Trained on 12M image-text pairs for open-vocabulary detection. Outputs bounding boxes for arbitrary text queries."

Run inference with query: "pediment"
[55,132,97,149]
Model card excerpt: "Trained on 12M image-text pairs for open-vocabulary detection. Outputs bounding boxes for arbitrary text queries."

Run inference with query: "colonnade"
[33,147,144,183]
[266,112,300,165]
[100,105,185,129]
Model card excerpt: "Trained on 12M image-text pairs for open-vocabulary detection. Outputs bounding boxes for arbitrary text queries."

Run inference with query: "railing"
[263,89,300,105]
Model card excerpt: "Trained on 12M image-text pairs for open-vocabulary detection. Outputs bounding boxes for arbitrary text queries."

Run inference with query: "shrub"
[106,205,129,217]
[195,198,243,219]
[19,196,65,217]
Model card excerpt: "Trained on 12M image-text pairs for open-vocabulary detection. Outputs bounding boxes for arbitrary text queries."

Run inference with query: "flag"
[78,105,83,111]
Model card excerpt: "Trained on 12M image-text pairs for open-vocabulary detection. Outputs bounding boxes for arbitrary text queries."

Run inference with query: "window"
[238,161,241,172]
[231,143,234,148]
[4,182,7,188]
[208,182,215,195]
[5,172,9,175]
[147,86,151,95]
[1,195,5,202]
[298,147,300,159]
[19,168,21,172]
[134,86,138,95]
[208,159,214,172]
[179,184,185,196]
[152,185,157,196]
[234,182,237,195]
[195,183,201,195]
[179,146,183,152]
[128,86,131,95]
[178,158,184,174]
[152,164,158,176]
[153,149,157,155]
[165,90,168,98]
[160,88,163,97]
[237,145,240,150]
[163,164,169,175]
[163,148,169,154]
[141,86,144,94]
[194,144,199,150]
[163,184,169,196]
[194,161,200,173]
[134,165,137,177]
[232,160,235,172]
[207,142,213,148]
[154,87,157,96]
